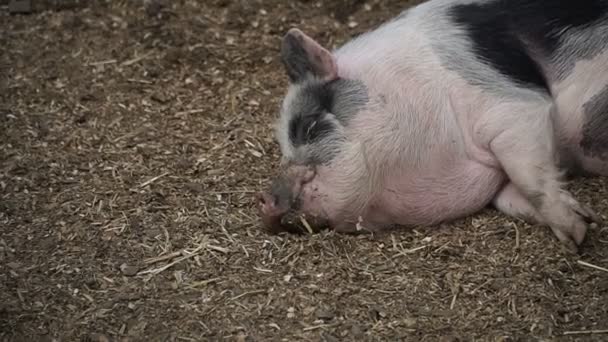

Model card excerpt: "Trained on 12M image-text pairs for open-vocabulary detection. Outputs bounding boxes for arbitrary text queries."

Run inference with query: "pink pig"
[258,0,608,251]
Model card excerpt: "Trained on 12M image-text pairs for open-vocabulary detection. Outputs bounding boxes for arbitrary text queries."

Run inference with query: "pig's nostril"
[304,167,316,181]
[257,192,267,205]
[257,192,277,208]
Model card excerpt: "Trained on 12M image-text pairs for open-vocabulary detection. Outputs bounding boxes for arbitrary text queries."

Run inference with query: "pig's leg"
[489,101,601,250]
[492,183,599,225]
[492,183,543,224]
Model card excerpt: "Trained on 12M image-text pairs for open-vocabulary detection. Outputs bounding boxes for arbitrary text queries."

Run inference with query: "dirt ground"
[1,0,608,341]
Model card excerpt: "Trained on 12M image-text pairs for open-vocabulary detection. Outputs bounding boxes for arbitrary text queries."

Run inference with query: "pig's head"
[257,28,370,234]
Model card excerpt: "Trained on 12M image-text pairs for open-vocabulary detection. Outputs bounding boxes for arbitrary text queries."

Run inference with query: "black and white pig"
[257,0,608,251]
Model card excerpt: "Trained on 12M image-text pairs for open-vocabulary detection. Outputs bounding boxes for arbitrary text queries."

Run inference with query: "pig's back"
[341,0,608,88]
[334,0,608,99]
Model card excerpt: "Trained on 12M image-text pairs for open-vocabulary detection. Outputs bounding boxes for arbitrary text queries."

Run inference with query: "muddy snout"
[256,165,326,234]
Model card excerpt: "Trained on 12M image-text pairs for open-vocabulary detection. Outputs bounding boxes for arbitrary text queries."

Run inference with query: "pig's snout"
[257,176,295,233]
[257,191,285,233]
[257,165,327,234]
[258,189,307,235]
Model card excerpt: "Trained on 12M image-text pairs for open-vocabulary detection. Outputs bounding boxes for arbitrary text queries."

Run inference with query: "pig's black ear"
[281,28,338,83]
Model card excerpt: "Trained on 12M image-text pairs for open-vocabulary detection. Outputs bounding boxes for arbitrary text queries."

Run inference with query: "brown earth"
[1,0,608,341]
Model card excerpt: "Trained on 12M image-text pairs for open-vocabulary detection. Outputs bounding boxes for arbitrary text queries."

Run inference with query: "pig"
[257,0,608,252]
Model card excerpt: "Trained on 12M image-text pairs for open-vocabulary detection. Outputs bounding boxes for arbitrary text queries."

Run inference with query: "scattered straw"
[230,290,266,301]
[207,244,230,254]
[253,267,272,273]
[303,323,340,332]
[563,329,608,335]
[144,251,182,265]
[127,78,153,84]
[577,260,608,273]
[208,190,257,194]
[175,109,206,116]
[138,245,205,276]
[512,223,520,249]
[139,172,170,188]
[186,278,222,289]
[299,216,314,235]
[395,245,427,258]
[121,51,154,66]
[88,59,117,66]
[450,293,458,310]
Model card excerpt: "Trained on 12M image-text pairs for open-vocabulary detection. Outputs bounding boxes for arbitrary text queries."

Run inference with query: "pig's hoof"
[559,190,602,225]
[548,217,588,253]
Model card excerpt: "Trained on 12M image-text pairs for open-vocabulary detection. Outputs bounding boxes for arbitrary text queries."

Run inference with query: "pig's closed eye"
[306,121,317,142]
[289,114,334,147]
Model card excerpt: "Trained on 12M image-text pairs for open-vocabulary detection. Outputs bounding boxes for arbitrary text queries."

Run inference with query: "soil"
[1,1,608,341]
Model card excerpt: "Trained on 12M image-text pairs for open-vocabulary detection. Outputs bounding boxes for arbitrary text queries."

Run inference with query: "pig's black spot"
[329,78,369,125]
[288,78,369,143]
[580,84,608,158]
[288,111,335,147]
[287,78,368,163]
[288,81,334,148]
[449,0,608,91]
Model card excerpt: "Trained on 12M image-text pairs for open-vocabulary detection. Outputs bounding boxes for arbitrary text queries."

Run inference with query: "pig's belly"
[368,160,506,227]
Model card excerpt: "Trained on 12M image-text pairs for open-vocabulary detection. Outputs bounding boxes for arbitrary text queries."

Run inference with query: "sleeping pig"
[257,0,608,251]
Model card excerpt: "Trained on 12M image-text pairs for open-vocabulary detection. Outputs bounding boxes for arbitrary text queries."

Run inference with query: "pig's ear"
[281,28,338,83]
